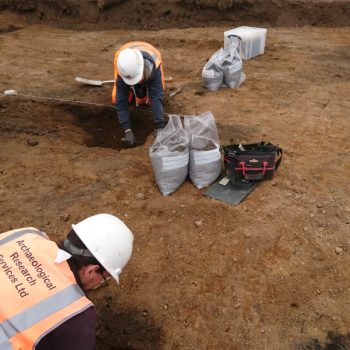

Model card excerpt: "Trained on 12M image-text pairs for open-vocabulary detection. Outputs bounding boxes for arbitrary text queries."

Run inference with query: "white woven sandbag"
[202,48,225,91]
[184,112,222,189]
[222,37,244,89]
[149,115,189,196]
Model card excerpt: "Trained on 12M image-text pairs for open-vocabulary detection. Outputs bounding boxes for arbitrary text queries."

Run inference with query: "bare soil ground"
[0,2,350,349]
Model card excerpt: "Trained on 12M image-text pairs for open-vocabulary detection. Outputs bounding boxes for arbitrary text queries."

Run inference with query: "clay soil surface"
[1,6,350,350]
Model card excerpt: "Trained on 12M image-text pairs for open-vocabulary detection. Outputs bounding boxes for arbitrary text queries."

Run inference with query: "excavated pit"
[0,98,154,150]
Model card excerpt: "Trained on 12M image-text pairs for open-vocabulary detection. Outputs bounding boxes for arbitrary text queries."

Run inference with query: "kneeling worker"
[0,213,134,349]
[112,41,166,146]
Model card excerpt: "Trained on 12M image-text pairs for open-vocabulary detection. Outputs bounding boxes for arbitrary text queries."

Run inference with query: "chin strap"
[63,239,95,258]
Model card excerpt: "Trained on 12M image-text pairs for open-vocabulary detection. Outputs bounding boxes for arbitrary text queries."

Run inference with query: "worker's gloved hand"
[121,129,136,147]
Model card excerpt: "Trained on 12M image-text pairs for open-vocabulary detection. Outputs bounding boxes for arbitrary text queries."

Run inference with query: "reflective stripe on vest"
[1,340,12,350]
[112,41,165,104]
[0,285,85,348]
[0,228,93,350]
[0,228,47,246]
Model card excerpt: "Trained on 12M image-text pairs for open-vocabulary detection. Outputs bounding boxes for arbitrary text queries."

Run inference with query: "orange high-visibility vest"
[112,41,165,104]
[0,228,93,350]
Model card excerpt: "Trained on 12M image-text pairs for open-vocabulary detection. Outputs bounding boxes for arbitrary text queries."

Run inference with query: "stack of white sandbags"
[150,112,222,195]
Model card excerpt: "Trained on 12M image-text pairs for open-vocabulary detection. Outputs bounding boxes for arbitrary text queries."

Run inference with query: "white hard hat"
[117,48,144,85]
[72,213,134,284]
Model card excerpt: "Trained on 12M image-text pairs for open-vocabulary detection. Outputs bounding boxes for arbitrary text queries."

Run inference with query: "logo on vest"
[0,239,58,299]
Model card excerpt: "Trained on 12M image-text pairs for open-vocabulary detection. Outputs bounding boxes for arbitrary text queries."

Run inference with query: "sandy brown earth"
[0,4,350,350]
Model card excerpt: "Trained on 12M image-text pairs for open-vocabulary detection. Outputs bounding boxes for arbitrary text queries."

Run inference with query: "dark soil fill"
[0,0,350,30]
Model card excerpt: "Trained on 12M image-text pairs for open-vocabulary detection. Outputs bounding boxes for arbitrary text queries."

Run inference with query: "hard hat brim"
[121,68,143,86]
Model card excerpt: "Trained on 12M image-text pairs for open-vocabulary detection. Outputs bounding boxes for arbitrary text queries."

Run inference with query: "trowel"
[75,77,114,86]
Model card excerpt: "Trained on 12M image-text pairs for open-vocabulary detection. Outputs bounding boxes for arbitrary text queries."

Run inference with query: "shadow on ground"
[96,305,164,350]
[297,332,350,350]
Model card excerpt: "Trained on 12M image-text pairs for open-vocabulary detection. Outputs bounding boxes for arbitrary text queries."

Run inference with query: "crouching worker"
[112,41,166,147]
[0,213,134,350]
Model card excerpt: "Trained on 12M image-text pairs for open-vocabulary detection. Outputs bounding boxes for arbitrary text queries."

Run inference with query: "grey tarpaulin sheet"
[203,176,257,205]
